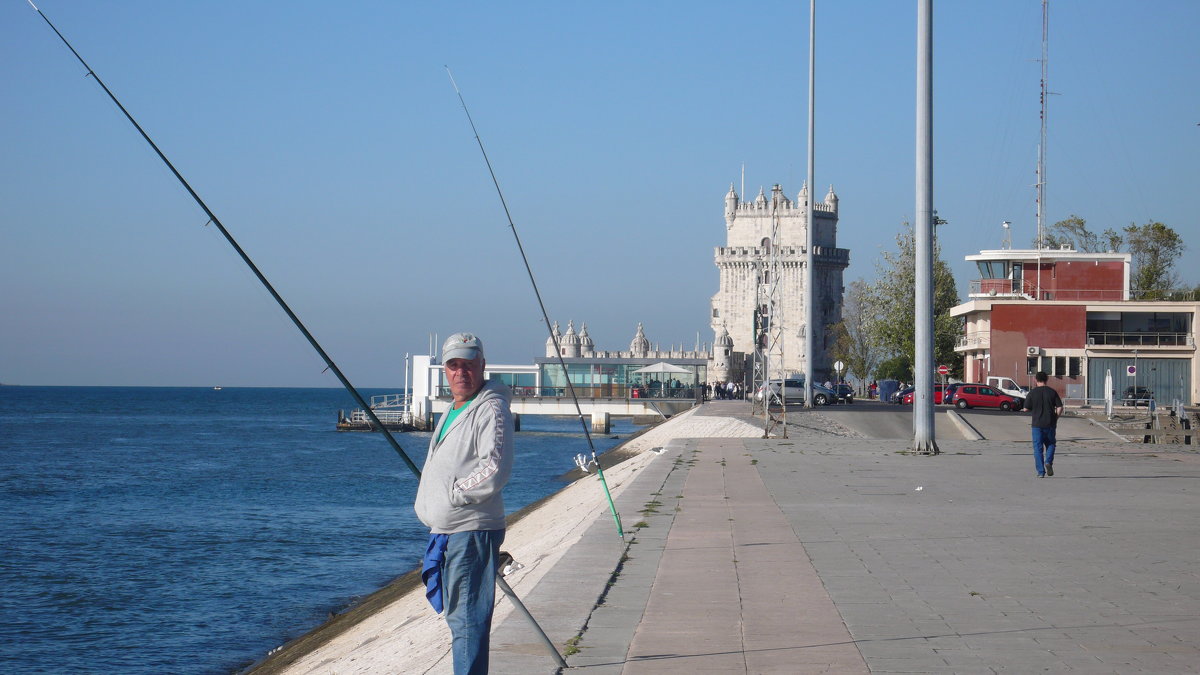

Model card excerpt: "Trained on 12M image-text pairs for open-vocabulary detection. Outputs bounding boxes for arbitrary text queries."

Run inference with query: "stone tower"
[710,183,849,381]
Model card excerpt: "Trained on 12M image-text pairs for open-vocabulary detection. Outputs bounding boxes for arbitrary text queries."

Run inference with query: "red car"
[900,385,946,405]
[951,383,1021,411]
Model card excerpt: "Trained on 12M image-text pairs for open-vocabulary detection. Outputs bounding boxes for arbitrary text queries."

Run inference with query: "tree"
[1037,216,1186,297]
[876,355,912,382]
[1125,221,1184,298]
[829,280,881,384]
[865,223,962,377]
[1041,215,1121,253]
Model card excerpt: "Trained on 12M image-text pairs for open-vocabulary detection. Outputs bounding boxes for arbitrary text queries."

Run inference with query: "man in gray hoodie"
[415,332,514,674]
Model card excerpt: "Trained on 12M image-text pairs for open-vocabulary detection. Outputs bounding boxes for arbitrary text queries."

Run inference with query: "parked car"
[809,382,839,406]
[757,379,839,405]
[1122,386,1154,406]
[891,386,913,404]
[757,378,804,403]
[900,384,946,405]
[833,383,854,404]
[950,383,1021,410]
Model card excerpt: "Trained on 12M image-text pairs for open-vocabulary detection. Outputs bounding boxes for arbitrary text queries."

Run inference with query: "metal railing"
[345,393,413,425]
[968,280,1199,302]
[1086,332,1194,348]
[349,408,412,424]
[434,385,701,400]
[370,393,410,409]
[955,333,990,350]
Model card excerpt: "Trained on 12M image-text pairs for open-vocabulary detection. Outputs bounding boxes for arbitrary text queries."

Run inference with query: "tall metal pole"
[803,0,816,408]
[1036,0,1049,300]
[913,0,938,454]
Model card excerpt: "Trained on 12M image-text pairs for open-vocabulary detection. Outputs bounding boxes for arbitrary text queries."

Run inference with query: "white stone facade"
[710,183,849,382]
[545,321,709,361]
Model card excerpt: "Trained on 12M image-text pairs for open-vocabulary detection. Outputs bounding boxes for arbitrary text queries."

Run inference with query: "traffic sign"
[834,360,845,373]
[937,365,949,376]
[1127,365,1137,376]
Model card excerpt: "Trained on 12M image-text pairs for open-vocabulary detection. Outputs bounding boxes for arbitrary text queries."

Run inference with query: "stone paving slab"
[748,435,1200,674]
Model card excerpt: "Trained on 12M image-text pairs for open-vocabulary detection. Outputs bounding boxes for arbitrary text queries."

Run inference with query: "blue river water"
[0,386,640,673]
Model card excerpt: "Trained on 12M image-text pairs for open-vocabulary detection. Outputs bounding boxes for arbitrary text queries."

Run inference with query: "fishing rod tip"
[27,0,41,11]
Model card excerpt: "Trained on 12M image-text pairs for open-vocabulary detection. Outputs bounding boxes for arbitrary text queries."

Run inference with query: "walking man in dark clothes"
[1024,371,1064,477]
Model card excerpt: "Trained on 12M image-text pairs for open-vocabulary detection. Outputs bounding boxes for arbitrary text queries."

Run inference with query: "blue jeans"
[443,529,504,675]
[1032,426,1056,476]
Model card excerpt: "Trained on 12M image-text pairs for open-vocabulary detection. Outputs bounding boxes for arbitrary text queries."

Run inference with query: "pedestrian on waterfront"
[1023,371,1063,477]
[416,332,514,674]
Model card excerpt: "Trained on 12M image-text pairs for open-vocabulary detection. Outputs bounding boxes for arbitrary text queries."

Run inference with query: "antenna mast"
[1036,0,1049,299]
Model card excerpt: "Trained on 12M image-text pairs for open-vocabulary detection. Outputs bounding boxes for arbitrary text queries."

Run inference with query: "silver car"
[757,379,838,405]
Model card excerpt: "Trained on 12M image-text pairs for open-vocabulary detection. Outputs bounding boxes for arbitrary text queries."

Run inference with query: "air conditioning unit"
[1026,346,1041,356]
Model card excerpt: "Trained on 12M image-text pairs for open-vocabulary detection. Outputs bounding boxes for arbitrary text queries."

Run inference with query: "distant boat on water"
[213,386,222,390]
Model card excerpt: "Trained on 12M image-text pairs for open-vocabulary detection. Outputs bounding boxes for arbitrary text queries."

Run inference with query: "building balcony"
[967,279,1132,301]
[955,333,990,352]
[1086,332,1195,349]
[968,280,1200,302]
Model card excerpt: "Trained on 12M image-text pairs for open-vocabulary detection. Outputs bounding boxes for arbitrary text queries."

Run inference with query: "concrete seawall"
[247,405,765,674]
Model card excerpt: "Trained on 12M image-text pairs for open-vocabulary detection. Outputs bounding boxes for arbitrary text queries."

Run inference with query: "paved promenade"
[489,402,1200,674]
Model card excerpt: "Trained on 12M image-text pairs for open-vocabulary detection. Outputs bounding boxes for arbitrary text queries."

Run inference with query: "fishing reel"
[497,551,524,578]
[574,453,597,474]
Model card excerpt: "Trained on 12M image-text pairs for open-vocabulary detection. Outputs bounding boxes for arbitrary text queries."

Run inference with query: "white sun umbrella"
[631,362,691,375]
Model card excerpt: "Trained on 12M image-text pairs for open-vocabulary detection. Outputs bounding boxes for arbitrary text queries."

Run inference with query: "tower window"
[712,308,719,318]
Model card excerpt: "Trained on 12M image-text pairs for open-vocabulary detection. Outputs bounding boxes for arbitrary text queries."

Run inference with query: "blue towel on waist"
[421,533,450,614]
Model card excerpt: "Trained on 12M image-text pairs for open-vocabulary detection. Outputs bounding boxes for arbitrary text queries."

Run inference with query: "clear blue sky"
[2,1,1197,387]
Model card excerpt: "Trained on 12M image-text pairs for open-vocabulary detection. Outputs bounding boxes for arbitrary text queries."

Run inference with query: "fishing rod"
[30,4,569,669]
[26,0,421,478]
[446,67,624,539]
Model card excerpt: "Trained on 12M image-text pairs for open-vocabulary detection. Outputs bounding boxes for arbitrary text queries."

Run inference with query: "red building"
[951,247,1197,405]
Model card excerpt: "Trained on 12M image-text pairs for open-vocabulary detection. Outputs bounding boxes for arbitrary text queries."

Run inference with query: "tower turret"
[579,323,594,357]
[561,320,581,358]
[713,323,733,381]
[724,183,738,226]
[754,186,767,209]
[770,184,790,210]
[545,321,561,357]
[630,322,649,357]
[825,184,839,210]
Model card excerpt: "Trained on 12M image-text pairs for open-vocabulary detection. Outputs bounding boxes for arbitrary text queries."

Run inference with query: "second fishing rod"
[446,67,625,540]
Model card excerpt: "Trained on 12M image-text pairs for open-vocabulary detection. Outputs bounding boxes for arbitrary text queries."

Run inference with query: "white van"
[986,376,1028,405]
